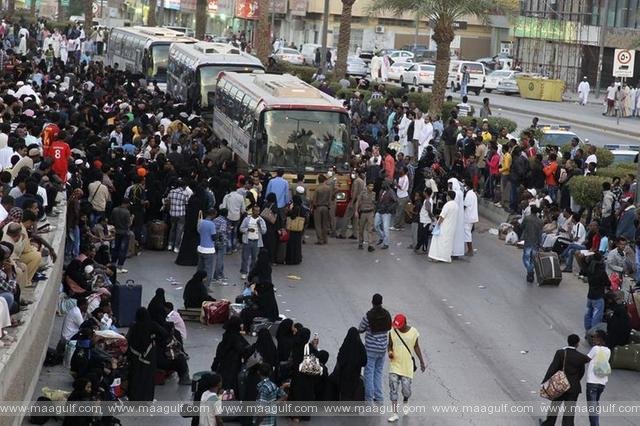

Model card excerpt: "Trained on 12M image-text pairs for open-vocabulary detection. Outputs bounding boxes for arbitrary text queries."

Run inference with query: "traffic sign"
[613,48,635,78]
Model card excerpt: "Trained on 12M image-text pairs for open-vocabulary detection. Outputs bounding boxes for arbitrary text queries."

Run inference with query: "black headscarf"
[127,307,153,353]
[334,327,367,375]
[148,288,167,324]
[254,328,278,368]
[276,318,294,362]
[255,281,279,321]
[248,248,272,284]
[291,327,311,367]
[183,270,213,308]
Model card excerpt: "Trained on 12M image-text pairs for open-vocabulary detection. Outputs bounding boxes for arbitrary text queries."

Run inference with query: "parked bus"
[213,72,353,213]
[167,41,264,108]
[105,26,196,82]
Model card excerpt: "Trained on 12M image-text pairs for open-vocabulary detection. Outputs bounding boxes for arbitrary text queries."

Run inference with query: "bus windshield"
[262,110,351,172]
[150,44,170,79]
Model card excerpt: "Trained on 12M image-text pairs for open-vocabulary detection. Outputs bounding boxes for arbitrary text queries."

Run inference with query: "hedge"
[567,175,610,208]
[559,144,614,168]
[595,164,636,178]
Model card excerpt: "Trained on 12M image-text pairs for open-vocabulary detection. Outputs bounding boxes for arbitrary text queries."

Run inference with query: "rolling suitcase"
[534,252,562,286]
[147,220,168,250]
[112,279,142,327]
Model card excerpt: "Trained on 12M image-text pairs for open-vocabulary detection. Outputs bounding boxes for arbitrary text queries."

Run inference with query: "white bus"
[213,72,351,173]
[105,26,196,82]
[167,42,264,108]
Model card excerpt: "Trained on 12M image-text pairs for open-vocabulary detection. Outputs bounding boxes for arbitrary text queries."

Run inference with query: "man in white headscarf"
[448,178,465,257]
[428,190,459,263]
[463,177,479,256]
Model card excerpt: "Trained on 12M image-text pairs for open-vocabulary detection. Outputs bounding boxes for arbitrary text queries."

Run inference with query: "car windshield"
[281,48,299,55]
[541,133,577,147]
[490,71,511,77]
[420,65,435,71]
[150,44,170,79]
[464,63,484,74]
[261,110,351,172]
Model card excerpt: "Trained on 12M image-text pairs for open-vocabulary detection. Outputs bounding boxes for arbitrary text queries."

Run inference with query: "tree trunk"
[195,0,207,39]
[147,0,157,26]
[334,0,355,79]
[429,17,455,116]
[255,0,271,64]
[8,0,15,15]
[84,0,93,38]
[30,0,36,17]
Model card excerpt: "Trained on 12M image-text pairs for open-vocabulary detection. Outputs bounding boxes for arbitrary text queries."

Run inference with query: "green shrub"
[406,92,431,113]
[595,146,614,168]
[441,101,458,121]
[597,165,637,178]
[488,117,517,133]
[369,98,386,115]
[335,88,372,101]
[567,175,610,208]
[385,86,406,98]
[615,162,637,171]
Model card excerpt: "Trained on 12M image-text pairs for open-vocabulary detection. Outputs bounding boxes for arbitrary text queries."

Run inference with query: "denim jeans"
[522,244,538,275]
[168,216,185,249]
[198,252,216,285]
[562,243,585,269]
[635,244,640,282]
[509,177,520,212]
[546,185,558,203]
[584,298,605,331]
[226,220,239,252]
[0,291,15,312]
[363,351,385,401]
[113,233,130,267]
[460,82,468,97]
[66,225,80,259]
[240,240,259,274]
[374,212,392,246]
[586,383,606,426]
[214,244,226,280]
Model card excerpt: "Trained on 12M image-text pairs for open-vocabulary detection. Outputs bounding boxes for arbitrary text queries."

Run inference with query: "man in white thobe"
[577,76,590,105]
[463,182,479,256]
[370,55,381,82]
[428,191,459,263]
[448,178,465,257]
[397,111,412,157]
[380,55,390,82]
[418,115,433,161]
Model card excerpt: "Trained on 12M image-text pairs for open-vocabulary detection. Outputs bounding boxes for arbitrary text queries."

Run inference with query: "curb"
[478,198,509,226]
[468,99,640,139]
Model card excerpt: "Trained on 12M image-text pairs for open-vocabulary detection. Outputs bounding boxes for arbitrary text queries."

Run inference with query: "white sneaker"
[167,245,173,251]
[240,273,247,280]
[388,414,399,422]
[117,268,128,274]
[173,247,179,253]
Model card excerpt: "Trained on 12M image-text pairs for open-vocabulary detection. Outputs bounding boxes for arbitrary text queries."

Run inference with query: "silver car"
[346,56,368,77]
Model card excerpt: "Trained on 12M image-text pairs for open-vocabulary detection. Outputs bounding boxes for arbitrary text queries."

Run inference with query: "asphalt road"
[34,220,640,425]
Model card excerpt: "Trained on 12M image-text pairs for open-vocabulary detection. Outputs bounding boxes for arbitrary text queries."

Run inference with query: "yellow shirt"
[389,327,419,379]
[500,152,512,176]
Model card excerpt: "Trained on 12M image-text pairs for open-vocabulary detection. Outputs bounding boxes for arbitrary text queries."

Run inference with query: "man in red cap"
[387,313,426,422]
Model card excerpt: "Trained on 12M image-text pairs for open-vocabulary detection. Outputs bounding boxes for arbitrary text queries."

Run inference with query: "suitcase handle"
[125,279,135,286]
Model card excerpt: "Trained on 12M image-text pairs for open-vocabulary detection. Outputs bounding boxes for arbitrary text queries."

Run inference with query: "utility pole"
[271,0,275,39]
[319,0,329,73]
[595,0,609,98]
[414,14,419,49]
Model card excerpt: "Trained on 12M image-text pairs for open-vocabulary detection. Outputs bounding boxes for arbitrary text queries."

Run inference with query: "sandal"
[19,299,33,306]
[8,318,25,327]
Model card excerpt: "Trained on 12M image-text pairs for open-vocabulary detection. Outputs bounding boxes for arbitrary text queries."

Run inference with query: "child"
[255,363,287,425]
[199,373,223,426]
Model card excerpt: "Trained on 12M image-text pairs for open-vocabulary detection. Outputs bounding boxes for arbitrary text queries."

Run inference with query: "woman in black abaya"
[211,316,249,394]
[288,328,317,421]
[262,193,279,263]
[331,327,367,400]
[240,328,278,404]
[286,196,305,265]
[126,308,168,401]
[275,318,295,384]
[148,288,168,325]
[183,270,215,308]
[176,182,207,266]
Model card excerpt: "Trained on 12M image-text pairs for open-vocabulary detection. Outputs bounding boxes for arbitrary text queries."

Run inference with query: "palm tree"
[147,0,157,26]
[334,0,356,79]
[30,0,36,17]
[83,0,93,38]
[369,0,517,115]
[195,0,207,39]
[255,0,271,64]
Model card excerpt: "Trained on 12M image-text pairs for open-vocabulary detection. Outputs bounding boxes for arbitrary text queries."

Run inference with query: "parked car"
[447,60,486,95]
[537,125,583,149]
[359,51,374,65]
[604,144,640,164]
[400,63,435,87]
[484,70,518,93]
[346,56,368,77]
[273,47,304,65]
[387,61,413,82]
[496,73,521,94]
[389,50,415,62]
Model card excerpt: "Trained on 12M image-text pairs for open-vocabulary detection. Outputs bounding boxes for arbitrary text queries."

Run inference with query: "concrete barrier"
[477,197,510,226]
[0,206,66,426]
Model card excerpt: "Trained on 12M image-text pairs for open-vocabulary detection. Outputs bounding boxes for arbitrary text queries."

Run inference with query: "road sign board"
[613,48,635,78]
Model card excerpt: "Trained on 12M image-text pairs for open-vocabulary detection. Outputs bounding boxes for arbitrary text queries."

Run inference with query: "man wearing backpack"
[586,330,611,426]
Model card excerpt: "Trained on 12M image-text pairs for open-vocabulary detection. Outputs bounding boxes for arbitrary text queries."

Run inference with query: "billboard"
[235,0,258,19]
[513,17,577,42]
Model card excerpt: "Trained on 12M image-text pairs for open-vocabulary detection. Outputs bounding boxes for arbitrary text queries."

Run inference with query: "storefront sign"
[289,0,307,16]
[513,16,577,42]
[235,0,259,19]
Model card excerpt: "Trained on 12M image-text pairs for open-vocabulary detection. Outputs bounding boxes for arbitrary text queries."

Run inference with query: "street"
[36,220,640,425]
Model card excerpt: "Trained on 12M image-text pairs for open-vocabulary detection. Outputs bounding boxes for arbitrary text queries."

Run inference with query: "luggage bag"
[112,279,142,327]
[534,252,562,286]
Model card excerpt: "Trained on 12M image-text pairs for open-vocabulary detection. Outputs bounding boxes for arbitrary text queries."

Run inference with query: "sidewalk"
[467,92,640,138]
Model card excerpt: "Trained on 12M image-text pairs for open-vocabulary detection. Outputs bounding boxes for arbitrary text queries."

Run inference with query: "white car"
[387,61,412,82]
[389,50,415,62]
[484,70,518,93]
[604,144,640,164]
[400,63,435,87]
[273,48,304,65]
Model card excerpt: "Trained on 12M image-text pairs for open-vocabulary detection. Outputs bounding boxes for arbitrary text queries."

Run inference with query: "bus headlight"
[335,192,347,201]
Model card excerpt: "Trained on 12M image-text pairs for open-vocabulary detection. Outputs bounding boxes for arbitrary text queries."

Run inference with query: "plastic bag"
[505,230,518,245]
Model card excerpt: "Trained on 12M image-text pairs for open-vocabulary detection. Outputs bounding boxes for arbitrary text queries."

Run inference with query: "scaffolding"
[514,0,593,91]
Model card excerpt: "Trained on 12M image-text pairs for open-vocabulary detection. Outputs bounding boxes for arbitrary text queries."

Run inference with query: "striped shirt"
[359,315,389,355]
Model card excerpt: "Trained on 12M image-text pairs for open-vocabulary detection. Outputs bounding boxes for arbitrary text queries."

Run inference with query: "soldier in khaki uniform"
[355,183,377,252]
[313,174,332,244]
